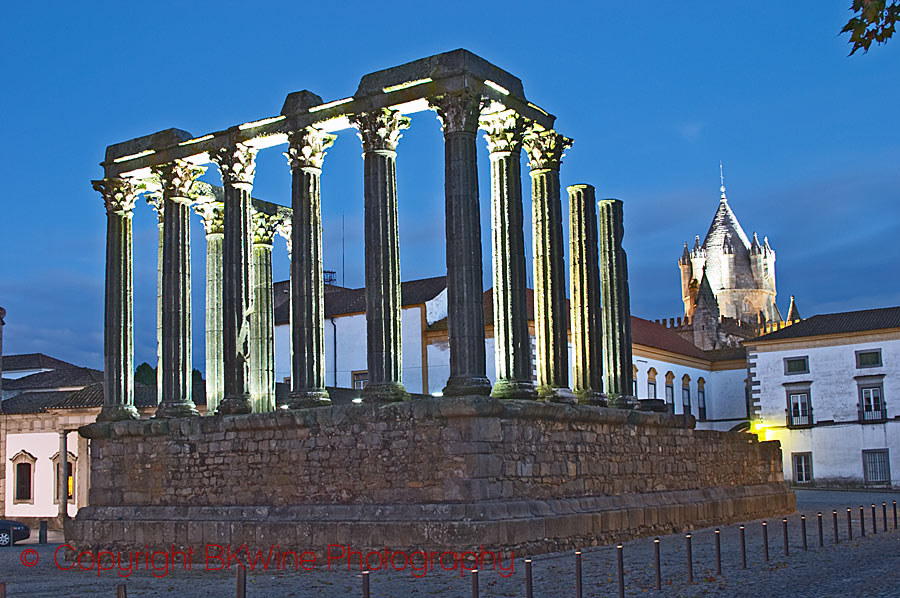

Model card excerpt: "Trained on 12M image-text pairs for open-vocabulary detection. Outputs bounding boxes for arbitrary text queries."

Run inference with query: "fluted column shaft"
[525,130,574,402]
[286,128,335,408]
[250,212,279,412]
[481,111,535,399]
[211,145,257,415]
[93,178,139,422]
[352,109,410,403]
[194,201,224,413]
[154,161,203,418]
[148,198,164,402]
[430,91,491,397]
[568,185,605,404]
[598,198,636,408]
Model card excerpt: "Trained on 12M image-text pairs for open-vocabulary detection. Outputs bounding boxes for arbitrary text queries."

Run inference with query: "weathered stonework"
[69,397,794,557]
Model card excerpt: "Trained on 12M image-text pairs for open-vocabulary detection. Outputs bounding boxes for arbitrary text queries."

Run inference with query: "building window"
[648,381,657,400]
[863,449,891,485]
[698,389,707,421]
[52,451,76,504]
[784,356,809,375]
[665,384,674,412]
[788,392,812,426]
[859,386,886,421]
[352,371,368,390]
[856,349,882,368]
[792,453,813,484]
[10,451,37,505]
[681,374,691,415]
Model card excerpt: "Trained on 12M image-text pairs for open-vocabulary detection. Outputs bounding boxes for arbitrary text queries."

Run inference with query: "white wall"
[4,431,78,518]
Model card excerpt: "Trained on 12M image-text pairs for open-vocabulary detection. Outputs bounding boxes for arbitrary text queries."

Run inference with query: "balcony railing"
[859,407,887,422]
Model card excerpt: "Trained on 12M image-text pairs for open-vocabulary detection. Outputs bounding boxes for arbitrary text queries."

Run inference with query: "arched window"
[10,451,36,505]
[682,374,692,415]
[664,371,675,413]
[51,451,77,504]
[742,298,752,316]
[697,377,707,421]
[647,368,658,400]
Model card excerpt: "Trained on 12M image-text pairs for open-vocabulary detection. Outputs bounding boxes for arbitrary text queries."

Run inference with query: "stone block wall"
[69,397,794,555]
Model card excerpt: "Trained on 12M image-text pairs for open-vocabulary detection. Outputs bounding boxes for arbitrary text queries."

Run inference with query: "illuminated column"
[58,431,68,522]
[598,198,636,408]
[153,160,203,418]
[285,127,335,408]
[429,90,491,397]
[567,185,605,405]
[194,201,225,413]
[481,110,536,399]
[351,108,410,403]
[147,195,164,401]
[524,128,575,402]
[250,211,280,413]
[210,144,257,415]
[92,177,140,421]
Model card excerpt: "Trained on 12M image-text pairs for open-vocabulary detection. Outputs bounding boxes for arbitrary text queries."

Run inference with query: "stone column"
[250,211,280,413]
[598,198,636,408]
[481,111,536,399]
[92,177,140,421]
[429,90,491,397]
[524,129,575,403]
[210,145,257,415]
[351,109,410,403]
[58,430,68,522]
[285,127,335,408]
[153,160,203,418]
[567,185,605,405]
[147,195,164,401]
[194,201,225,413]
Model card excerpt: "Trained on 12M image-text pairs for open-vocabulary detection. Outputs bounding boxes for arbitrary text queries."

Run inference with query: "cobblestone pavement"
[1,489,899,597]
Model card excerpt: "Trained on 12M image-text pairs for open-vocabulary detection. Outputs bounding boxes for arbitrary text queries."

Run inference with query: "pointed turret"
[679,242,693,317]
[696,269,719,318]
[691,268,721,350]
[750,232,762,255]
[680,242,691,264]
[786,295,801,322]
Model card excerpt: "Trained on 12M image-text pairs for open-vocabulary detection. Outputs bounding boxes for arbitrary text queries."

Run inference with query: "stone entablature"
[69,398,793,554]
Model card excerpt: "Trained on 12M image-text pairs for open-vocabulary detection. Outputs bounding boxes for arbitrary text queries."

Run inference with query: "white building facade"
[749,306,900,488]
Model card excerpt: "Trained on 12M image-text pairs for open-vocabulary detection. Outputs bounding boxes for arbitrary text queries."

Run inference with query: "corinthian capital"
[275,219,292,255]
[429,90,484,135]
[350,108,410,153]
[152,160,206,202]
[92,177,139,215]
[252,211,282,246]
[194,201,225,235]
[523,128,573,171]
[480,110,527,154]
[146,193,164,223]
[209,144,257,186]
[285,127,337,170]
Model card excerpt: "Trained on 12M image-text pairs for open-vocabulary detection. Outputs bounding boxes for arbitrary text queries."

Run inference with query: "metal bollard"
[883,502,888,532]
[739,525,747,569]
[39,520,48,544]
[685,534,693,583]
[616,545,625,598]
[575,550,582,598]
[236,565,246,598]
[654,538,662,590]
[471,569,479,598]
[801,515,808,551]
[525,559,533,598]
[117,584,128,598]
[860,506,866,537]
[782,518,789,556]
[895,501,898,529]
[847,508,853,540]
[762,522,769,562]
[714,529,722,575]
[817,513,823,547]
[832,510,838,544]
[362,570,370,598]
[872,505,877,534]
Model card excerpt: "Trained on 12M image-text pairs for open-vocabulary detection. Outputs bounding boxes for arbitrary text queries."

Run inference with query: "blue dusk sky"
[1,1,898,371]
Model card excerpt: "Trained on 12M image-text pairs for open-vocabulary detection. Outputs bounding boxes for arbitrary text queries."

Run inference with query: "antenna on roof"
[719,161,727,202]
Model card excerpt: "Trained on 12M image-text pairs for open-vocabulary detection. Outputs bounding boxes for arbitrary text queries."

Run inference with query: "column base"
[217,396,253,415]
[637,399,669,413]
[363,382,409,403]
[154,401,199,419]
[607,394,638,410]
[490,379,538,400]
[96,404,140,423]
[443,376,492,397]
[537,385,578,404]
[288,390,332,409]
[575,390,608,407]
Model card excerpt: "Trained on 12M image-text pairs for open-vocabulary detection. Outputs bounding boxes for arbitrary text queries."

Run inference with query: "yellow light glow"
[754,422,766,432]
[383,78,433,93]
[178,134,215,146]
[238,116,286,130]
[484,80,510,96]
[112,149,155,163]
[309,98,353,113]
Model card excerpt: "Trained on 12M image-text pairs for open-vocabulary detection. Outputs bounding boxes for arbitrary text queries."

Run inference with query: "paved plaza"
[1,490,898,597]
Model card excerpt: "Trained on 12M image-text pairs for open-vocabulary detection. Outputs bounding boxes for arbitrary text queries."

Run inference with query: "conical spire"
[696,267,720,318]
[680,241,690,264]
[693,235,702,252]
[786,295,801,322]
[750,232,762,255]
